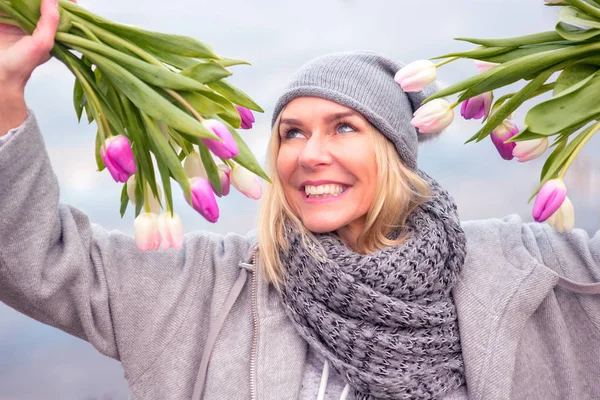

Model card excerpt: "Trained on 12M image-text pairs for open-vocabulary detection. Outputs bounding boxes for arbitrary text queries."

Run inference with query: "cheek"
[276,146,297,192]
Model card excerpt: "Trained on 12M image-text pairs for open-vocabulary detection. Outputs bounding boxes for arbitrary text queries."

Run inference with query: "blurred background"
[2,0,599,398]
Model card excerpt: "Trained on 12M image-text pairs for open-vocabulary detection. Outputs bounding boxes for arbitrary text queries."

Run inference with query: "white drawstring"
[317,359,330,400]
[339,383,351,400]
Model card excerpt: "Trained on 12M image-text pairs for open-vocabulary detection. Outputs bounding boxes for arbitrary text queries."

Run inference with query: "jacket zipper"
[250,248,259,400]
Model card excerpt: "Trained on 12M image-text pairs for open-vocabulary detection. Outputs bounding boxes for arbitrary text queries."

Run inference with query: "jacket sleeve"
[0,111,250,382]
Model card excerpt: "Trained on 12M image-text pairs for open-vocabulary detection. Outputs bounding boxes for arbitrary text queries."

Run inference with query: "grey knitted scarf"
[279,172,466,400]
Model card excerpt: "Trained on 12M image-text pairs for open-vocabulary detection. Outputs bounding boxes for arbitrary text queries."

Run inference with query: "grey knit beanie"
[271,51,440,170]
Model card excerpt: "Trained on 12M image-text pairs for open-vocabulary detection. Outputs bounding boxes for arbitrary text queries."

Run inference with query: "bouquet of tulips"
[0,0,267,250]
[395,0,600,232]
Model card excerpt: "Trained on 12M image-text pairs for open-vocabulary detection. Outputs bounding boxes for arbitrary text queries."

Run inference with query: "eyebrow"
[279,110,361,127]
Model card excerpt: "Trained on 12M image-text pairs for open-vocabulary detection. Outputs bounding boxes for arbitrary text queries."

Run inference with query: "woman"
[2,1,600,399]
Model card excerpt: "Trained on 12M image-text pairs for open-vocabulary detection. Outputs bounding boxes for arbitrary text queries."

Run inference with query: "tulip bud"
[134,212,161,251]
[394,60,437,92]
[411,99,454,134]
[183,151,208,179]
[460,92,492,120]
[533,178,567,223]
[158,212,184,250]
[216,164,231,197]
[490,119,518,160]
[201,119,239,159]
[546,196,574,232]
[100,135,136,183]
[235,105,255,130]
[187,177,219,223]
[513,137,548,162]
[230,165,262,200]
[126,175,162,214]
[473,60,498,73]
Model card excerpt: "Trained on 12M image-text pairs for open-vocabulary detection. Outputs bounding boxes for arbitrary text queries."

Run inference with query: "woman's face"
[276,97,378,240]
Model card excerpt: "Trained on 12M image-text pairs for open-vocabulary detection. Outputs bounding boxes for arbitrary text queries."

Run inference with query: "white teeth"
[304,184,346,197]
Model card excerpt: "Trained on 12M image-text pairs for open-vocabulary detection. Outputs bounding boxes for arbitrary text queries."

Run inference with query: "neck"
[336,219,366,253]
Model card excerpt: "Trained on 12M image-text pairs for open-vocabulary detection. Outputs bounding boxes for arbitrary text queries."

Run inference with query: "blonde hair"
[257,110,432,289]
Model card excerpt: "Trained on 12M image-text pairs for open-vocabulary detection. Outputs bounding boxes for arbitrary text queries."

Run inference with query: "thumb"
[25,0,60,64]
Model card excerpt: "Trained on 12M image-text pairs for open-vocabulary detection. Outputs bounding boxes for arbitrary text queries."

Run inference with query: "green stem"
[0,2,35,33]
[565,0,600,19]
[143,180,150,213]
[449,100,461,109]
[558,120,600,179]
[165,89,205,122]
[72,20,102,43]
[434,56,459,68]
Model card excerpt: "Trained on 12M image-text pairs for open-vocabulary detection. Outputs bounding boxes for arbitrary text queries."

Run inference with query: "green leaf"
[60,0,217,58]
[135,172,144,217]
[554,63,599,95]
[207,80,264,112]
[470,67,555,143]
[178,91,228,116]
[429,46,517,61]
[151,52,198,70]
[73,78,84,122]
[57,33,211,92]
[198,143,222,195]
[94,129,105,171]
[82,51,218,140]
[501,128,550,144]
[180,61,232,84]
[564,0,600,19]
[540,139,568,182]
[215,57,251,67]
[120,182,129,218]
[155,150,174,215]
[480,43,572,64]
[141,113,192,200]
[525,70,600,134]
[455,31,565,48]
[119,94,160,200]
[527,124,593,202]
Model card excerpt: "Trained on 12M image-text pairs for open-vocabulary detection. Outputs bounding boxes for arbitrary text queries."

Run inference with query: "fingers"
[30,0,60,55]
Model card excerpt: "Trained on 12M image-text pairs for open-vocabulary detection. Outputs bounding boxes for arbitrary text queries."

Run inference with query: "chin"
[300,216,345,234]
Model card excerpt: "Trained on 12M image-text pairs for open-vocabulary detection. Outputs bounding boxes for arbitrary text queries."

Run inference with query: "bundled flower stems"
[396,0,600,232]
[0,0,266,250]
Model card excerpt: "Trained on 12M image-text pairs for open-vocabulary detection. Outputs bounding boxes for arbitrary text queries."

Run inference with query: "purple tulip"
[100,135,136,183]
[490,120,518,160]
[201,119,239,159]
[532,179,567,223]
[235,105,255,130]
[460,92,492,120]
[187,177,220,223]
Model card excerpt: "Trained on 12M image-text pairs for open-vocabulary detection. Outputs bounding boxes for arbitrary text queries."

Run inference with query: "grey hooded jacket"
[2,112,600,400]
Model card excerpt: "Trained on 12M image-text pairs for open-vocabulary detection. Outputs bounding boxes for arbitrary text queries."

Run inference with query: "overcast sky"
[2,1,600,399]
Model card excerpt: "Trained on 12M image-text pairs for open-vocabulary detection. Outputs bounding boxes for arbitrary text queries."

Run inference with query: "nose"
[297,133,332,169]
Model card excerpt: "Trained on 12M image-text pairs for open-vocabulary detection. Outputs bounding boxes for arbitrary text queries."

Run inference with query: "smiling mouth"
[303,183,349,199]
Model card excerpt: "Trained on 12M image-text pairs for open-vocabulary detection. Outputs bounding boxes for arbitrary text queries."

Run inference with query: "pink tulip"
[411,99,454,134]
[394,60,437,92]
[100,135,136,183]
[513,137,548,162]
[216,164,231,197]
[158,212,184,250]
[230,165,262,199]
[490,119,519,160]
[473,60,498,73]
[187,177,220,223]
[532,178,567,222]
[235,105,255,130]
[134,212,161,251]
[201,120,239,159]
[460,92,492,120]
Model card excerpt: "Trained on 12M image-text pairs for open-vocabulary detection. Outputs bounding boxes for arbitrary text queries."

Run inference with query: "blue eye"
[283,128,305,139]
[337,123,356,134]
